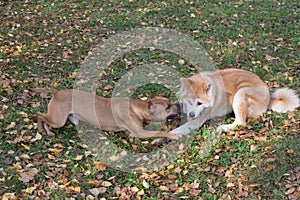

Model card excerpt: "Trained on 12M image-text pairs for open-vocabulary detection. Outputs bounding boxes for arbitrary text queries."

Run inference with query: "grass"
[1,0,299,199]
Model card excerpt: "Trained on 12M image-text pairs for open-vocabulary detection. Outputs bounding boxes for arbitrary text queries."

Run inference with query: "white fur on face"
[180,96,211,119]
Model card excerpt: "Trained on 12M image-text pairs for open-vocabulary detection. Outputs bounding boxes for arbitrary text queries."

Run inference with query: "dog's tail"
[28,88,59,95]
[269,88,299,113]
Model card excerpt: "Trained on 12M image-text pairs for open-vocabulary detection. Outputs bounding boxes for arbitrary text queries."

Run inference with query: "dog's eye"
[166,104,171,110]
[197,101,202,106]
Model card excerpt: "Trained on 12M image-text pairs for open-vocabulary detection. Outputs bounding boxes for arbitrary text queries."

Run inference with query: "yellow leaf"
[48,154,55,160]
[84,151,91,157]
[13,163,22,170]
[87,180,96,185]
[93,161,107,171]
[21,144,30,150]
[53,82,58,87]
[71,71,77,78]
[25,186,36,194]
[19,154,30,160]
[19,111,28,118]
[2,193,17,200]
[74,187,81,192]
[167,164,174,170]
[17,45,22,53]
[101,181,112,187]
[175,187,184,194]
[27,124,34,130]
[160,186,169,191]
[137,189,145,196]
[6,122,16,130]
[74,154,83,161]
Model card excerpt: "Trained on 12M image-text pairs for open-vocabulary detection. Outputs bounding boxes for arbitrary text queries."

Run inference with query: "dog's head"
[148,96,181,122]
[179,74,213,120]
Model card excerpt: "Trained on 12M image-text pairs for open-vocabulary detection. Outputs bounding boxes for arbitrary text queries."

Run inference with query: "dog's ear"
[206,83,212,94]
[180,78,193,86]
[148,100,156,113]
[148,91,155,99]
[180,78,188,85]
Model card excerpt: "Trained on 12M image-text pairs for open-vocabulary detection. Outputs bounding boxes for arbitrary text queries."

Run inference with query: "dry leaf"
[142,180,150,189]
[101,181,112,187]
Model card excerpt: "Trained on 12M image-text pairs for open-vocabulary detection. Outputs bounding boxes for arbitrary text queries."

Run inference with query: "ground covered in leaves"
[0,0,299,199]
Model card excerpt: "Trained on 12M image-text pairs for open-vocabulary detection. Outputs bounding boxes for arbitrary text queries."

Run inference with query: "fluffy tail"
[28,88,59,95]
[269,88,299,113]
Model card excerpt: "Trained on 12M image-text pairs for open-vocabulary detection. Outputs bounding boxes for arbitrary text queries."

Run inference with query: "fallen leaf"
[167,174,177,180]
[160,186,169,191]
[265,54,279,61]
[31,132,42,142]
[137,189,144,196]
[74,154,83,161]
[190,182,200,189]
[227,183,235,188]
[285,187,296,195]
[142,180,150,189]
[101,181,112,187]
[93,162,107,171]
[89,188,100,197]
[254,136,267,142]
[131,186,139,193]
[178,59,185,65]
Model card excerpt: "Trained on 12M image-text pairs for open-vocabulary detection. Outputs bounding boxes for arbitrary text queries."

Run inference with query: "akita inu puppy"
[170,68,299,134]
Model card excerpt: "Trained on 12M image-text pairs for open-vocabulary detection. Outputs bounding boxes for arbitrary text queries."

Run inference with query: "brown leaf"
[160,186,169,191]
[19,172,34,183]
[104,85,113,90]
[285,187,296,195]
[168,184,178,191]
[93,162,107,171]
[265,54,280,61]
[167,174,177,180]
[254,136,267,142]
[259,127,269,134]
[266,165,275,172]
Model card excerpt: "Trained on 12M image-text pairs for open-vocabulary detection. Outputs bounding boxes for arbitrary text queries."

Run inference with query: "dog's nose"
[189,112,195,118]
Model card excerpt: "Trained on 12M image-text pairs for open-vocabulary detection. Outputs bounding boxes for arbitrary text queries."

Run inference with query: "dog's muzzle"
[167,103,182,119]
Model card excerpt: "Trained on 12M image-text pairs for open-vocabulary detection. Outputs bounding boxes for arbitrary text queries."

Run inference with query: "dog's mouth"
[186,116,194,121]
[167,113,182,120]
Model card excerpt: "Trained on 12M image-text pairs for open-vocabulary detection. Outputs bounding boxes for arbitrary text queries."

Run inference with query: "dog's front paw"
[169,129,179,134]
[169,133,182,140]
[217,124,235,132]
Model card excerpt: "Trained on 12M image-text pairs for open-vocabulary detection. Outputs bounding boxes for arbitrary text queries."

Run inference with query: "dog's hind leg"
[217,87,269,132]
[217,89,248,132]
[36,111,68,136]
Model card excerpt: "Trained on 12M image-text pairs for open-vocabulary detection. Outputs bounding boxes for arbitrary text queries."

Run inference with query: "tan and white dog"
[29,88,182,139]
[170,68,299,134]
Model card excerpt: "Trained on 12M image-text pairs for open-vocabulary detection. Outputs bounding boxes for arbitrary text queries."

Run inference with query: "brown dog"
[29,88,181,139]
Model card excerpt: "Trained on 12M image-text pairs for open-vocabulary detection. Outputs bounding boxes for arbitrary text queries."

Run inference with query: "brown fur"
[170,68,299,134]
[29,88,181,139]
